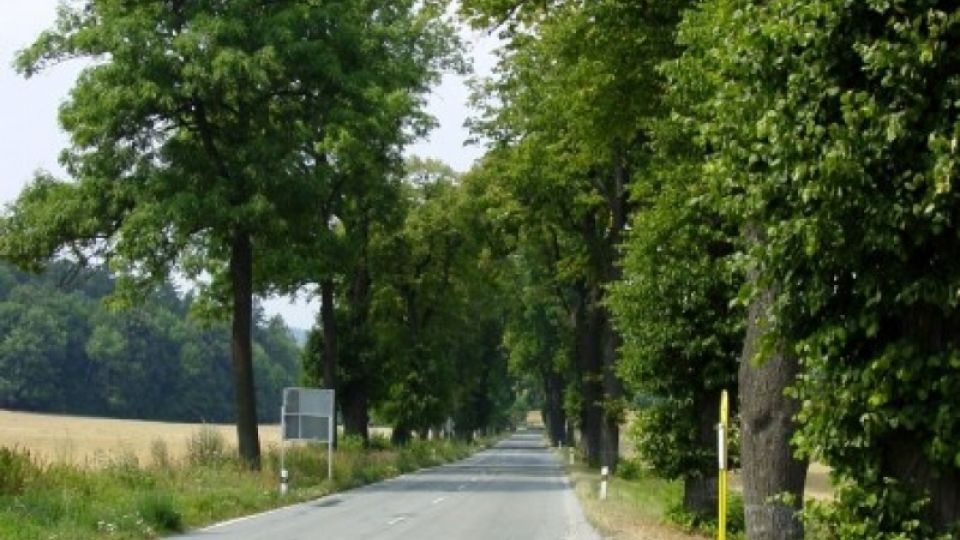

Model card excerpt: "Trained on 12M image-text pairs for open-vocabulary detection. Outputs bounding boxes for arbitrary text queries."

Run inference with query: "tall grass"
[0,430,480,540]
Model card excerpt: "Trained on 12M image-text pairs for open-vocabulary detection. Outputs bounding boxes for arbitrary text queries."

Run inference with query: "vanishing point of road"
[172,429,600,540]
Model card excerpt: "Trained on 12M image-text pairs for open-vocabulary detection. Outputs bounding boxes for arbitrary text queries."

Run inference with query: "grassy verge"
[564,453,723,540]
[0,428,484,539]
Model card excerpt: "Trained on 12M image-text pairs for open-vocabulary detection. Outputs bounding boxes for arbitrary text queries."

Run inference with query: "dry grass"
[0,410,396,467]
[803,462,834,500]
[0,409,281,465]
[727,462,834,501]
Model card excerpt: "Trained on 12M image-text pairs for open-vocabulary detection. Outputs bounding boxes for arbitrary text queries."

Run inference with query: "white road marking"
[387,516,407,526]
[201,506,290,530]
[432,496,447,504]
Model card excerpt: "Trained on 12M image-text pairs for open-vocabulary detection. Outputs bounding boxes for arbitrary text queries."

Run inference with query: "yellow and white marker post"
[718,389,729,540]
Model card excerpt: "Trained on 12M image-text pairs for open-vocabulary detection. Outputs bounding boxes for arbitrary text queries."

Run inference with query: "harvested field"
[0,409,281,465]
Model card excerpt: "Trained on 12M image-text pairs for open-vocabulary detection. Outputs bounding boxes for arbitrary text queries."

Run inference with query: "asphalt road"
[171,430,599,540]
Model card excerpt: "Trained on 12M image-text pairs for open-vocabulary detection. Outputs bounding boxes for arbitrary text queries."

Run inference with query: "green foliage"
[609,141,742,483]
[135,491,183,534]
[628,405,709,481]
[667,493,745,538]
[670,0,960,531]
[805,482,955,540]
[301,158,519,439]
[4,0,462,467]
[0,261,300,422]
[0,437,479,539]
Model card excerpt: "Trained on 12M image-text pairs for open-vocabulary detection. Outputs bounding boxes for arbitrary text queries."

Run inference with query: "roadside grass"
[0,429,482,540]
[565,453,729,540]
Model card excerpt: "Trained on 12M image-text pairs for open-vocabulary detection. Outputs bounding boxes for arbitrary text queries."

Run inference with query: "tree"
[4,0,456,468]
[663,2,812,535]
[463,0,688,472]
[685,1,960,535]
[608,156,743,518]
[0,260,299,422]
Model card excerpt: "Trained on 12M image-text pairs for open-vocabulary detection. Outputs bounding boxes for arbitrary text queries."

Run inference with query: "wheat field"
[0,409,283,466]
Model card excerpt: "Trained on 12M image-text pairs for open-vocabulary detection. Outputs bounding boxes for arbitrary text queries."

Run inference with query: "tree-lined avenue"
[171,430,598,540]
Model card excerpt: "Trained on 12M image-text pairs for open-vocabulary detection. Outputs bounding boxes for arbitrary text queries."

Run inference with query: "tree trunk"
[392,424,411,445]
[598,143,629,472]
[320,278,337,389]
[684,475,719,519]
[882,306,960,530]
[575,286,603,467]
[320,277,338,447]
[341,382,369,444]
[342,258,372,445]
[739,285,807,539]
[543,370,567,446]
[881,436,960,530]
[600,308,623,472]
[684,394,721,518]
[230,230,261,469]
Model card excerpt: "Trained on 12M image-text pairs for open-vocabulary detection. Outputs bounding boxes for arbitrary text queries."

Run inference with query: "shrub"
[615,458,644,481]
[367,435,392,451]
[667,492,745,538]
[186,426,228,467]
[339,435,365,452]
[0,446,36,495]
[150,438,172,469]
[137,491,183,533]
[803,481,954,540]
[106,450,154,489]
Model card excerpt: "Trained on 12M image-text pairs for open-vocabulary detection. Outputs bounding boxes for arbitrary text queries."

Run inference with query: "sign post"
[718,389,729,540]
[279,387,335,495]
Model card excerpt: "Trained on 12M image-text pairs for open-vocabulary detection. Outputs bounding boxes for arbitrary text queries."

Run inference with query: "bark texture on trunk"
[683,394,720,518]
[320,278,338,389]
[575,286,603,467]
[392,424,411,445]
[600,308,623,472]
[598,144,628,473]
[739,286,807,540]
[320,277,338,447]
[684,475,719,519]
[881,306,960,530]
[230,230,261,469]
[881,436,960,530]
[341,382,369,443]
[543,370,567,446]
[341,259,372,444]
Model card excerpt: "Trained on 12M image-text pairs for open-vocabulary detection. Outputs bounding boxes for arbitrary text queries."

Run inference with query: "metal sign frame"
[279,387,335,490]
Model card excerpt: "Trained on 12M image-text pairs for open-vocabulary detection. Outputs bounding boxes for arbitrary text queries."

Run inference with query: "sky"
[0,1,498,329]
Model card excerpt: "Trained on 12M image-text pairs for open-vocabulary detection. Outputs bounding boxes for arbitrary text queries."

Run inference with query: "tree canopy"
[3,0,459,468]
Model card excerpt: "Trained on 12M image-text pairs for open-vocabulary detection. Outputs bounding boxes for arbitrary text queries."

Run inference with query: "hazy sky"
[0,1,498,329]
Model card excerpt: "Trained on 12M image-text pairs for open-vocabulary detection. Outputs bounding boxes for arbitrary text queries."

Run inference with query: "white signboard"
[279,387,335,489]
[282,387,334,442]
